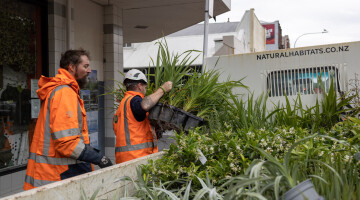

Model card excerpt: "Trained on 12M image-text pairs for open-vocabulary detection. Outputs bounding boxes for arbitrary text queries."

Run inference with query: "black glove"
[98,156,113,168]
[78,144,113,168]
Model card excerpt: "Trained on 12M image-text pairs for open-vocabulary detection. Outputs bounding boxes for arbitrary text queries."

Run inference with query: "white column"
[103,5,123,161]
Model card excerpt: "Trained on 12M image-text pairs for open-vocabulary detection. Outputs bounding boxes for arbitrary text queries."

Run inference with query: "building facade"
[261,20,290,50]
[206,41,360,111]
[0,0,230,197]
[124,8,266,71]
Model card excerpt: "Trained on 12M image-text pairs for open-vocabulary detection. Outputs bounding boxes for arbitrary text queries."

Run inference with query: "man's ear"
[67,64,76,75]
[68,64,74,72]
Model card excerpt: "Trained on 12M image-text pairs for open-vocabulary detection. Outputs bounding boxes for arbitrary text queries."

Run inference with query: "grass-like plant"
[147,38,200,108]
[220,92,271,130]
[180,69,246,119]
[250,133,354,199]
[79,122,360,199]
[102,37,360,200]
[216,75,359,132]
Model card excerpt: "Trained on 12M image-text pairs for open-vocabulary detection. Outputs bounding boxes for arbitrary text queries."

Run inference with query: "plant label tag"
[197,149,207,165]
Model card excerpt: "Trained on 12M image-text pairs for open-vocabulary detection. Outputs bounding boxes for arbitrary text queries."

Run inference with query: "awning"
[92,0,231,43]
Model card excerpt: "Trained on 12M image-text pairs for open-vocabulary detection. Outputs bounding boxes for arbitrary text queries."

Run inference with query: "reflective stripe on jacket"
[113,91,158,164]
[23,69,92,190]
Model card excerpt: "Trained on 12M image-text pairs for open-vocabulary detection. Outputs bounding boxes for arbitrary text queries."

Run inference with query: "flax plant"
[249,134,352,199]
[270,77,359,131]
[147,38,200,107]
[220,92,271,130]
[181,69,246,119]
[312,152,360,200]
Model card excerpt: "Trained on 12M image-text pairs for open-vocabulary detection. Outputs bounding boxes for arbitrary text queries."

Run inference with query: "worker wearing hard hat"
[113,69,172,163]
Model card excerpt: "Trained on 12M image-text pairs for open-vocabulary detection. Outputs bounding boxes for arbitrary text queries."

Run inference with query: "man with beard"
[23,49,112,190]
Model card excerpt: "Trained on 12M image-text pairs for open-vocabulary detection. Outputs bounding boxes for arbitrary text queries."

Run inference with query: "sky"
[210,0,360,48]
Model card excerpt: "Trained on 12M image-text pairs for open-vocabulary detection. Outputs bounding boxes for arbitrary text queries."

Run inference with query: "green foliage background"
[0,0,36,75]
[107,38,360,199]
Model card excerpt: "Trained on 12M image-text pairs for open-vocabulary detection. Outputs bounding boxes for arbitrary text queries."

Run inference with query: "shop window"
[267,66,339,97]
[80,70,100,149]
[0,0,44,172]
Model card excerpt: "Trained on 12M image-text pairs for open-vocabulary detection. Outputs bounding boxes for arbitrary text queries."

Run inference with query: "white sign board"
[31,99,40,118]
[31,79,39,98]
[208,0,214,18]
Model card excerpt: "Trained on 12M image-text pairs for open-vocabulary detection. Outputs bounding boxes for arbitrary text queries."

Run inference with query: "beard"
[76,76,88,89]
[75,72,88,89]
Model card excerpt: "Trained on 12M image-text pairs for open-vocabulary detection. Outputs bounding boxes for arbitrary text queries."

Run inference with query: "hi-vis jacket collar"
[37,68,80,100]
[124,90,145,99]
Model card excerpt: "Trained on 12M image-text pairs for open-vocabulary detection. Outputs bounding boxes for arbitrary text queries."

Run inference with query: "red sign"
[263,24,275,44]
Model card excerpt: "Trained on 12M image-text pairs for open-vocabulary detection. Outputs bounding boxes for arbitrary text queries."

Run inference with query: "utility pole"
[203,0,213,65]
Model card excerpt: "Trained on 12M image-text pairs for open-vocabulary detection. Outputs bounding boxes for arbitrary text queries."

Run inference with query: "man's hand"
[161,81,173,93]
[141,81,173,111]
[98,156,113,168]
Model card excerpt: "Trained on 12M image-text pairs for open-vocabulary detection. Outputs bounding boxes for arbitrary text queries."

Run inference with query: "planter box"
[183,111,204,131]
[283,179,324,200]
[149,103,176,139]
[158,104,175,123]
[149,103,203,137]
[148,103,163,121]
[1,152,165,200]
[170,107,188,131]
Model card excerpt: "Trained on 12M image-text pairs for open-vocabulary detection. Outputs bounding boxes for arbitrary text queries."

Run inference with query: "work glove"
[98,155,113,168]
[78,144,113,168]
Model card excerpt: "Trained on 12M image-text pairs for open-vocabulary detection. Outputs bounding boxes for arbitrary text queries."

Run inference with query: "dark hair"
[124,79,146,91]
[60,49,90,69]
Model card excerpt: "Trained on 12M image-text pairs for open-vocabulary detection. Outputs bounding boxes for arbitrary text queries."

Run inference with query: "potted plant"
[250,134,331,200]
[112,38,246,136]
[146,38,202,134]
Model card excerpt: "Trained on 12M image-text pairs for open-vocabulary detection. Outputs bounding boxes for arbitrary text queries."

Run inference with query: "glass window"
[0,0,43,172]
[80,70,100,149]
[267,66,338,97]
[123,43,132,48]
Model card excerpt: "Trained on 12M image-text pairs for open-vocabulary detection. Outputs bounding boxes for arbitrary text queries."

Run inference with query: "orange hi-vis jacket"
[24,69,93,190]
[113,91,158,164]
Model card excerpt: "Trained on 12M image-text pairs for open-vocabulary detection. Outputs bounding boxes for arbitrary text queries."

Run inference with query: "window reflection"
[267,66,338,97]
[0,1,38,171]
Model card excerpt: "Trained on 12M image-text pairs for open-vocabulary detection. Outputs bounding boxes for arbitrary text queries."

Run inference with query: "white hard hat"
[124,69,147,83]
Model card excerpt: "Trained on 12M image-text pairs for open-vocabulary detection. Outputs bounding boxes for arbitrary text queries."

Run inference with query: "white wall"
[234,9,265,53]
[236,10,251,52]
[74,0,104,81]
[205,41,360,109]
[252,14,265,52]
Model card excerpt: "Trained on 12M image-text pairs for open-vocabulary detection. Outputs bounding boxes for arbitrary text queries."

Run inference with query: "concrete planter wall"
[1,152,165,200]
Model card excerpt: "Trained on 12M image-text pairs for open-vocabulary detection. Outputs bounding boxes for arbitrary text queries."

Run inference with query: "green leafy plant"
[104,38,360,200]
[180,69,246,119]
[220,92,271,130]
[249,133,356,199]
[147,38,200,108]
[0,0,36,75]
